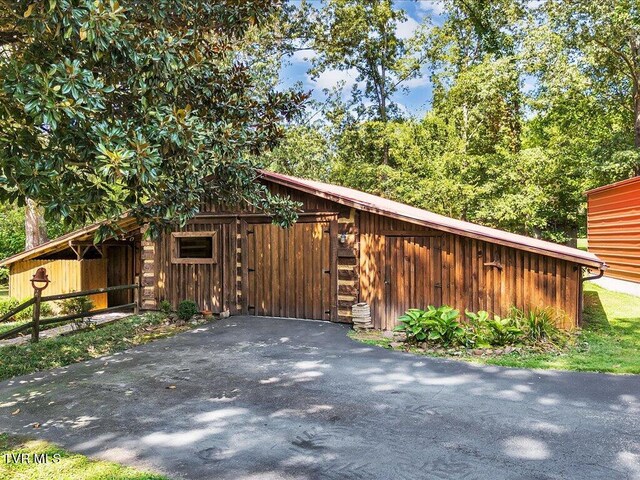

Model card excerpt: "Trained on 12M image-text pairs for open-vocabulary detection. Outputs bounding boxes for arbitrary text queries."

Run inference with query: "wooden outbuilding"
[2,171,605,328]
[586,176,640,283]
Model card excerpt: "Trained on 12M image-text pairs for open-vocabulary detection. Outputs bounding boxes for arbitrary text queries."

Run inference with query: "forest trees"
[0,0,637,253]
[0,0,307,242]
[264,0,638,244]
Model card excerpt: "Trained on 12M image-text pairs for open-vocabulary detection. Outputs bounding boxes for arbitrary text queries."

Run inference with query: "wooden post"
[31,288,41,343]
[29,267,50,343]
[133,275,140,314]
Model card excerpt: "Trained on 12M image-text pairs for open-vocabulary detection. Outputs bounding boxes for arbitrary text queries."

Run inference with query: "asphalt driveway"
[1,316,639,479]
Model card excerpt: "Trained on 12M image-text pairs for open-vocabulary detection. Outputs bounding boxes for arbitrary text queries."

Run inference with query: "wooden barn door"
[385,235,443,324]
[243,220,335,321]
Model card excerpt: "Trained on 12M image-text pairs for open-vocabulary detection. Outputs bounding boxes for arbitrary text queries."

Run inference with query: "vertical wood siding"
[9,259,108,309]
[154,220,236,313]
[147,181,583,329]
[587,177,640,282]
[243,221,332,320]
[359,212,580,329]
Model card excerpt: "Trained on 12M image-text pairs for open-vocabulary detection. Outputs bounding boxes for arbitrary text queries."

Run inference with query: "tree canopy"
[0,0,307,240]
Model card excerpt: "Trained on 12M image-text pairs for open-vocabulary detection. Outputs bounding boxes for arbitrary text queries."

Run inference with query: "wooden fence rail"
[0,271,139,343]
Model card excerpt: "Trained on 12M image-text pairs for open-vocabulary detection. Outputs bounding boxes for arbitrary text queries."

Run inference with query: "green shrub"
[177,300,198,320]
[396,306,464,346]
[0,297,19,319]
[159,300,172,314]
[1,297,54,322]
[485,315,523,346]
[0,266,8,285]
[14,300,54,321]
[58,296,94,316]
[510,307,566,344]
[462,310,492,348]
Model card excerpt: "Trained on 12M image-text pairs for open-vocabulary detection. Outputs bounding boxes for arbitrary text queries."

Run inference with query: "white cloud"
[395,15,420,40]
[309,68,359,91]
[417,0,446,17]
[291,48,317,64]
[402,75,430,89]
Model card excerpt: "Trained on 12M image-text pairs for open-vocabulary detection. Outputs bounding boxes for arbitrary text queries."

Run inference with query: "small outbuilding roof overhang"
[0,216,140,267]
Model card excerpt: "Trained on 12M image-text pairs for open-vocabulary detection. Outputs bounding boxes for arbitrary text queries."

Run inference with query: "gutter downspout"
[578,264,608,325]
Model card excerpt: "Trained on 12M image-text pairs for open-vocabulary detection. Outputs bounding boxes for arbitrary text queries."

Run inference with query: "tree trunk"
[25,198,48,250]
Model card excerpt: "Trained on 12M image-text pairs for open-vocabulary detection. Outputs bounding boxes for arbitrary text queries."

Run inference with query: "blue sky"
[278,1,447,119]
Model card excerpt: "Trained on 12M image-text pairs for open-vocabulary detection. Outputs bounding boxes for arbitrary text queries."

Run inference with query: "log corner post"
[140,225,157,310]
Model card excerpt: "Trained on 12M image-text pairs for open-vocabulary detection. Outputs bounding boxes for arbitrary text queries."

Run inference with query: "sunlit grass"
[0,434,168,480]
[577,238,588,251]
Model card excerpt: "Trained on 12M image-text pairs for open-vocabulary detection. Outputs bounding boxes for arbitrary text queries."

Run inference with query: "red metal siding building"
[586,176,640,283]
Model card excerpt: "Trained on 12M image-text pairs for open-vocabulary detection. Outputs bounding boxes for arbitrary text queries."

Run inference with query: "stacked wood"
[351,302,372,330]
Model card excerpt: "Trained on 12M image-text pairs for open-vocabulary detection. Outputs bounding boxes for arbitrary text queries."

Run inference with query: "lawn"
[350,282,640,374]
[577,237,588,251]
[0,313,205,382]
[0,434,168,480]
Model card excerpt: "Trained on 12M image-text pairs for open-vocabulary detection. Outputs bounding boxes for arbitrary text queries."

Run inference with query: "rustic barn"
[586,176,640,283]
[2,171,606,328]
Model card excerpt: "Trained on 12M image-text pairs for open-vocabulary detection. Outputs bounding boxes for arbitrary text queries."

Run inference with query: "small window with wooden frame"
[171,232,217,264]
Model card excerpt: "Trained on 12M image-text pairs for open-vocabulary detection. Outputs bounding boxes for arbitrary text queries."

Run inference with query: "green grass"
[577,237,588,251]
[0,320,29,337]
[0,288,8,298]
[0,434,168,479]
[0,313,199,381]
[350,282,640,374]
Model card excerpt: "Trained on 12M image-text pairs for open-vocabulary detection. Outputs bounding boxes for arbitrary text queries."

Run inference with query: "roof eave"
[261,171,605,269]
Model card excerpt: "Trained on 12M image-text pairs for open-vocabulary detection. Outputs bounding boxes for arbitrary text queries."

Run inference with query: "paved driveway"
[1,316,639,479]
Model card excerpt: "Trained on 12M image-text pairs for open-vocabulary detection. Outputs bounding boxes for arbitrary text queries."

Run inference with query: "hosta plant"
[395,306,464,346]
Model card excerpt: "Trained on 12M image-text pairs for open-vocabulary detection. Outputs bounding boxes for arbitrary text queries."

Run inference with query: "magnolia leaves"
[1,1,305,235]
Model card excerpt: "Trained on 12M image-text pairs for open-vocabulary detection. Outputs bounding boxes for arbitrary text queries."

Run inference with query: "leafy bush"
[0,266,8,285]
[0,297,19,319]
[396,306,464,346]
[1,297,54,322]
[462,310,492,348]
[13,300,54,321]
[58,296,94,316]
[177,300,198,320]
[159,300,172,314]
[398,305,571,350]
[485,315,523,346]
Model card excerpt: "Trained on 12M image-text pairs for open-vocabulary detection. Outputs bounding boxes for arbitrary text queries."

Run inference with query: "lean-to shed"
[2,171,605,328]
[586,176,640,283]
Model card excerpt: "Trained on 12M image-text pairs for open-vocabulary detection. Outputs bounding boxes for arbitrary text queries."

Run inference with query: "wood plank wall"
[154,219,236,313]
[359,212,581,330]
[144,180,583,329]
[9,259,108,310]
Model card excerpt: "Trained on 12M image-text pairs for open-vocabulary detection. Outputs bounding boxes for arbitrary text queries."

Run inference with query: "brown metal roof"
[261,170,605,269]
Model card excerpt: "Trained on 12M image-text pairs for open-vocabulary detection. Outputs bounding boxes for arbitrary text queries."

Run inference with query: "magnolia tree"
[0,0,306,240]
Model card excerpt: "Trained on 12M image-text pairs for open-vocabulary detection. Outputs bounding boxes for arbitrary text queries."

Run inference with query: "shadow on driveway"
[1,316,639,479]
